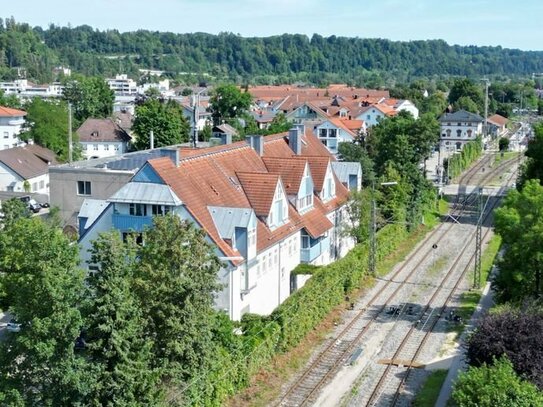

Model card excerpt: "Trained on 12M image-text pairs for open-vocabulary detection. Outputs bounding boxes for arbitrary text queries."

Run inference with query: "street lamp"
[369,181,398,275]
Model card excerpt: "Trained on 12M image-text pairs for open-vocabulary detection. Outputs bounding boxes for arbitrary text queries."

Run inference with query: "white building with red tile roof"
[78,127,362,320]
[0,106,27,151]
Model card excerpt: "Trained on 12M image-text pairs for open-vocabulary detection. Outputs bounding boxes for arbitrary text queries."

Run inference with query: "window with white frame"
[114,144,120,151]
[93,144,98,151]
[104,144,109,151]
[269,183,288,229]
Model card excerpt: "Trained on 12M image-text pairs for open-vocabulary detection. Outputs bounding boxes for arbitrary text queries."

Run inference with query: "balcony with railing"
[112,213,153,232]
[301,235,330,263]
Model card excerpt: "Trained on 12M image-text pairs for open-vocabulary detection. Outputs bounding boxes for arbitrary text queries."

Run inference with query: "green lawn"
[413,369,449,407]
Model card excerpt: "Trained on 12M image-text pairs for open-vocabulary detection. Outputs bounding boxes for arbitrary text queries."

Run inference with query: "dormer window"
[269,182,288,229]
[91,131,99,137]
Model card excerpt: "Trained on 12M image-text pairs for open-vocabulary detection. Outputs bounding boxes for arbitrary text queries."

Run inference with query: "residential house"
[0,144,57,194]
[486,114,508,137]
[107,74,138,96]
[0,106,26,151]
[78,127,361,320]
[49,148,176,229]
[77,118,132,159]
[439,110,483,152]
[313,118,358,154]
[354,103,397,127]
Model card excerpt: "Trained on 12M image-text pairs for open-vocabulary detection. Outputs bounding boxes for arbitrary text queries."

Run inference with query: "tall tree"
[134,214,221,401]
[210,84,252,125]
[466,309,543,389]
[519,122,543,187]
[0,218,92,405]
[493,179,543,302]
[452,357,543,407]
[85,231,163,406]
[448,78,485,113]
[132,98,190,150]
[62,75,114,122]
[18,98,77,161]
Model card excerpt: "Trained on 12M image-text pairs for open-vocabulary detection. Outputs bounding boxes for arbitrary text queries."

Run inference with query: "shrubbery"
[446,137,483,180]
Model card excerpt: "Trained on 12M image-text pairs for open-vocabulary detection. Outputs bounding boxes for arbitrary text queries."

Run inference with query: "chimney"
[246,135,264,156]
[150,130,154,150]
[160,148,180,167]
[289,126,302,155]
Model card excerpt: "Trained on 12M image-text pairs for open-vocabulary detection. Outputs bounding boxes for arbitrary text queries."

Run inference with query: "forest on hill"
[1,17,543,85]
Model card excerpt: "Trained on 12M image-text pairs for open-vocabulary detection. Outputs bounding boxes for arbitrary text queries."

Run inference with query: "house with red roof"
[0,105,27,151]
[78,126,362,320]
[313,118,361,154]
[486,114,508,137]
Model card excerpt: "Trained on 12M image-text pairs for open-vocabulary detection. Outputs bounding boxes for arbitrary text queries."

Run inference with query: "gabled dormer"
[320,162,336,202]
[306,157,336,203]
[268,179,288,230]
[297,162,314,213]
[262,157,314,215]
[237,171,288,231]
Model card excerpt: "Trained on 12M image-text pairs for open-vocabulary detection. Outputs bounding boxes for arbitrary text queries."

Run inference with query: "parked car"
[28,199,41,213]
[6,319,21,333]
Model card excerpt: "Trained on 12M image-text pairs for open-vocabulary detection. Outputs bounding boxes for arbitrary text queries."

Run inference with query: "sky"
[3,0,543,51]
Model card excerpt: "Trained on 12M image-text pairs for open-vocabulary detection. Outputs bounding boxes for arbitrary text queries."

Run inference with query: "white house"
[313,118,358,154]
[0,106,26,151]
[107,75,138,96]
[77,118,132,160]
[354,103,397,127]
[439,110,483,152]
[78,127,360,321]
[0,144,57,195]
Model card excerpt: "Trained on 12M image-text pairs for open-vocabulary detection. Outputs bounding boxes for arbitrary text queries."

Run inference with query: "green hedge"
[446,137,483,180]
[195,222,412,405]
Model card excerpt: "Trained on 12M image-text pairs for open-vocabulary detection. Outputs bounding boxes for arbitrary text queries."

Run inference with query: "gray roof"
[439,110,483,123]
[208,206,254,239]
[332,162,361,184]
[79,199,109,229]
[109,182,182,206]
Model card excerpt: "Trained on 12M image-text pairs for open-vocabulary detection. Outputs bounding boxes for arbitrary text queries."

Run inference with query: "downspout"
[278,240,282,306]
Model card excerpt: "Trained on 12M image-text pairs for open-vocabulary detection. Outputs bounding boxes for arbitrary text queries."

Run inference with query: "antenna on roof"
[68,103,73,165]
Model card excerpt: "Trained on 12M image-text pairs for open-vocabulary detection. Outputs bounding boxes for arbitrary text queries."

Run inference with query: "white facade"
[395,100,419,119]
[81,141,128,160]
[0,79,63,99]
[314,121,355,154]
[107,75,138,96]
[0,114,25,151]
[355,106,386,127]
[0,163,49,194]
[440,120,483,151]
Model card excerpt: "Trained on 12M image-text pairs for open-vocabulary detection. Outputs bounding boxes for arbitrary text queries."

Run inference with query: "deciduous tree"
[0,218,92,405]
[493,179,543,301]
[85,231,163,405]
[134,214,221,401]
[132,98,190,150]
[452,357,543,407]
[466,309,543,389]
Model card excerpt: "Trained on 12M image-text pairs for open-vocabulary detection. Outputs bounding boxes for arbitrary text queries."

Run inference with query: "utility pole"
[369,189,377,276]
[483,78,490,141]
[68,103,73,164]
[474,187,483,288]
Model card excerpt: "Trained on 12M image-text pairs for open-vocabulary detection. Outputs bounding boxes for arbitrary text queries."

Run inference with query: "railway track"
[275,152,520,407]
[359,158,518,407]
[276,196,477,406]
[364,192,501,407]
